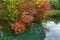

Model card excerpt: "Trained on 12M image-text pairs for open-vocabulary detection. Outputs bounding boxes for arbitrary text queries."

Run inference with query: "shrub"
[0,0,50,34]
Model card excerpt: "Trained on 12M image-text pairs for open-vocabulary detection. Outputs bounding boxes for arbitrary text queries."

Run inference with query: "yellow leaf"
[35,0,46,7]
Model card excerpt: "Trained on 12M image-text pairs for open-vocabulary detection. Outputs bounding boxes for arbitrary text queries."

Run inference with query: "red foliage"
[20,1,50,22]
[11,1,50,34]
[20,1,36,16]
[22,15,33,24]
[34,1,50,22]
[20,1,34,12]
[41,1,50,12]
[11,21,25,34]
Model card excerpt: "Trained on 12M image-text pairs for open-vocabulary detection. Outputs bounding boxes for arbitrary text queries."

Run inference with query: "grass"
[43,10,60,23]
[45,10,60,17]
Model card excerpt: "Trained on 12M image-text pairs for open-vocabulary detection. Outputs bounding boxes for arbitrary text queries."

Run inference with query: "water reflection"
[42,21,60,40]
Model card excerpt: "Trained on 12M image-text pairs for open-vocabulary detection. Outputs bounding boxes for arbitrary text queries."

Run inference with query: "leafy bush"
[0,0,50,34]
[46,10,60,17]
[44,10,60,23]
[49,0,60,10]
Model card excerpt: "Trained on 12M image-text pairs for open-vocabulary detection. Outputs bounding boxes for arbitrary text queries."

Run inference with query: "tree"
[49,0,60,10]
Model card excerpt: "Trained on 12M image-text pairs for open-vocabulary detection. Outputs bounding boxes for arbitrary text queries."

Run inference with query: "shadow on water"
[0,22,45,40]
[0,17,60,40]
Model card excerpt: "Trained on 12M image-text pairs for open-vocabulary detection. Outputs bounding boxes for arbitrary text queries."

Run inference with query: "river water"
[42,21,60,40]
[0,21,60,40]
